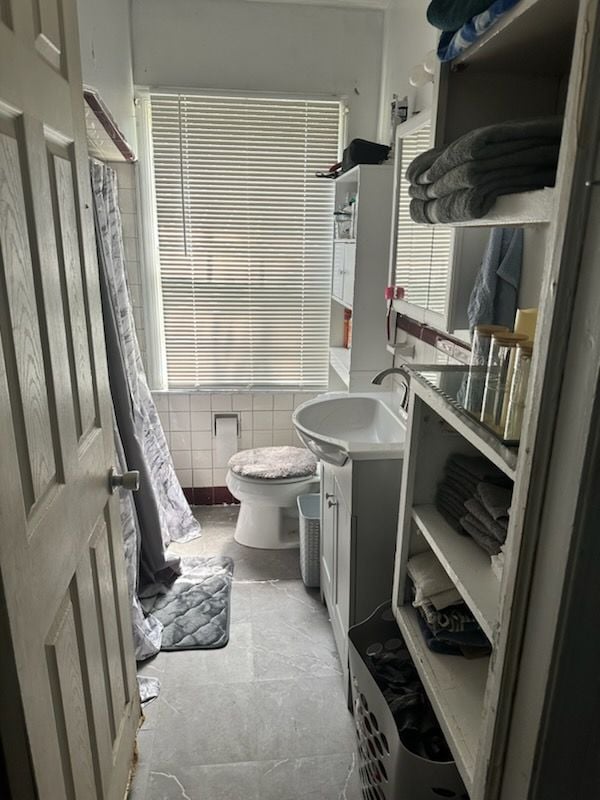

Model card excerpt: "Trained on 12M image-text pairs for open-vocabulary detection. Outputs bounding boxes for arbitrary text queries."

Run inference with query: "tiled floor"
[130,506,361,800]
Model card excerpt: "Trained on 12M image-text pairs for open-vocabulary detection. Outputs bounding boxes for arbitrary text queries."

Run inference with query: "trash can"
[297,493,320,588]
[349,603,468,800]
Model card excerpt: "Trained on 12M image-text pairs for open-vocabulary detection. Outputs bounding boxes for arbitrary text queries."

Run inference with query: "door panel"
[50,150,97,441]
[0,1,139,797]
[33,0,64,72]
[0,128,58,509]
[46,587,98,799]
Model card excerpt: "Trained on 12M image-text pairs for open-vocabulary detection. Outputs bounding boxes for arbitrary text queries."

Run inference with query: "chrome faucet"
[371,367,410,411]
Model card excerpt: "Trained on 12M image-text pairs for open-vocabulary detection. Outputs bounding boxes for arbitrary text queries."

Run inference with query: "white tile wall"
[153,391,317,488]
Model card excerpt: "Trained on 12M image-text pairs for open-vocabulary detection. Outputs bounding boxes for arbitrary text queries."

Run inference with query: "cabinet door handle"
[327,499,338,508]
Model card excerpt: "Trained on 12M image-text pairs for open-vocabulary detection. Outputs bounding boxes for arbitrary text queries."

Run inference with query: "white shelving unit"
[392,366,515,794]
[392,0,590,800]
[328,164,394,392]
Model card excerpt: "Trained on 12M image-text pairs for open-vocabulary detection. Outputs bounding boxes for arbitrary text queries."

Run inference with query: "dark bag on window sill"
[342,139,391,172]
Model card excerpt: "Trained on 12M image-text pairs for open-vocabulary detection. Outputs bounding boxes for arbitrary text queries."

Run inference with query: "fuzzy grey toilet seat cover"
[228,446,317,480]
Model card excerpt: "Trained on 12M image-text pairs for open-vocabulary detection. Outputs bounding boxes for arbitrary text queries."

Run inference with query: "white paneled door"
[0,1,139,798]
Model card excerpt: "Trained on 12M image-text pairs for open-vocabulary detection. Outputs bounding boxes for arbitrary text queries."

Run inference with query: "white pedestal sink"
[292,392,406,465]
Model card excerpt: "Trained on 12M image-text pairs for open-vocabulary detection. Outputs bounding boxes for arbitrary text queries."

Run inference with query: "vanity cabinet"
[320,458,403,688]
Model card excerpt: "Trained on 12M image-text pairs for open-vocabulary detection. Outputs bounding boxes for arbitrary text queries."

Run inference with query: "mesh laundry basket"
[349,603,468,800]
[297,493,320,588]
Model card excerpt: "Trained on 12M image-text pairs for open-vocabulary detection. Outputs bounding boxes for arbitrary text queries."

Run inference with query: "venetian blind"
[395,121,453,315]
[149,93,340,389]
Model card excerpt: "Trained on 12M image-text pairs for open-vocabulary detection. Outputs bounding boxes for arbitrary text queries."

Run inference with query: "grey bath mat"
[148,556,234,650]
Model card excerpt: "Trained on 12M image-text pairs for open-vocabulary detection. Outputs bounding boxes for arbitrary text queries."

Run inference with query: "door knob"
[109,468,140,494]
[325,492,334,499]
[327,498,337,508]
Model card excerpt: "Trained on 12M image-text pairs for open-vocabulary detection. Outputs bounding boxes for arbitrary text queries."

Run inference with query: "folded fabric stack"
[436,454,512,556]
[407,550,462,610]
[407,551,490,656]
[416,598,491,657]
[427,0,523,63]
[406,117,563,224]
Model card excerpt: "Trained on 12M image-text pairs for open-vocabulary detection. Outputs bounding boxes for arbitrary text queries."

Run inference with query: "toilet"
[226,446,319,549]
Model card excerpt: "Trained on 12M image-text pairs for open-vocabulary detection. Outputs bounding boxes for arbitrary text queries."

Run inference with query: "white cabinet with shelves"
[392,368,514,792]
[387,0,579,337]
[328,165,394,391]
[386,3,600,798]
[392,0,598,776]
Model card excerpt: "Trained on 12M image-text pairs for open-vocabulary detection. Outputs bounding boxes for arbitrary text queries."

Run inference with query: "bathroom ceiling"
[243,0,390,9]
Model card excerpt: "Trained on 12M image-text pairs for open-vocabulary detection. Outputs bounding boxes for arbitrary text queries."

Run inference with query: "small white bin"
[297,493,321,588]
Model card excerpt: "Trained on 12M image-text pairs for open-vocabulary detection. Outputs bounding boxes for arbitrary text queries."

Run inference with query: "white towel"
[407,552,462,610]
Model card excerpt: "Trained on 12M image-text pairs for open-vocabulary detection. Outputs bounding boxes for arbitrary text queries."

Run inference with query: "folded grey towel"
[460,515,502,556]
[477,481,512,521]
[448,454,508,484]
[411,167,557,224]
[438,483,469,517]
[443,472,478,500]
[409,144,560,200]
[424,117,563,184]
[464,498,507,544]
[437,493,467,524]
[405,146,443,185]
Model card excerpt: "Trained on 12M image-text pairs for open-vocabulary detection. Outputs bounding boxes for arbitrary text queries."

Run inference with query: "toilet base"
[234,503,300,549]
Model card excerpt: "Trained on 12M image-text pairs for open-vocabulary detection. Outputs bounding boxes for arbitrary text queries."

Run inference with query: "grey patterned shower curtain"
[91,161,200,660]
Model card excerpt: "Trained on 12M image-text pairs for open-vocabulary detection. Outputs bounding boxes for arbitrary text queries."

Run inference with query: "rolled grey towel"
[411,167,557,223]
[464,498,507,544]
[424,117,563,184]
[477,481,512,521]
[410,144,560,200]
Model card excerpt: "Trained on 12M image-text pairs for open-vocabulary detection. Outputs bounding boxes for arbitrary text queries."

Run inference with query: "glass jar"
[463,325,509,417]
[481,332,528,433]
[504,342,533,441]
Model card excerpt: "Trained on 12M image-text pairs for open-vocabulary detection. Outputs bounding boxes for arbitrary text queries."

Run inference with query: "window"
[148,92,341,389]
[394,119,453,316]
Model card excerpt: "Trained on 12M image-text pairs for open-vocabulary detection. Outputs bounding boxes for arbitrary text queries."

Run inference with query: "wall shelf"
[452,0,578,75]
[395,606,489,793]
[442,188,555,229]
[412,505,500,641]
[332,294,352,311]
[410,369,518,481]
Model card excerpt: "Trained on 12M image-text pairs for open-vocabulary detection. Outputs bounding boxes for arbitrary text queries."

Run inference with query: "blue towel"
[467,227,523,332]
[437,0,522,62]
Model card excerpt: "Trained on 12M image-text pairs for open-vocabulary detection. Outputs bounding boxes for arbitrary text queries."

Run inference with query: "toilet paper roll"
[215,416,239,469]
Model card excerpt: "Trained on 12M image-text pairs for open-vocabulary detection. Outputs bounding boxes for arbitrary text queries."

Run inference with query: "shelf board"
[446,188,554,228]
[452,0,578,75]
[395,605,488,792]
[412,505,501,641]
[329,346,350,385]
[332,294,352,311]
[411,372,517,481]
